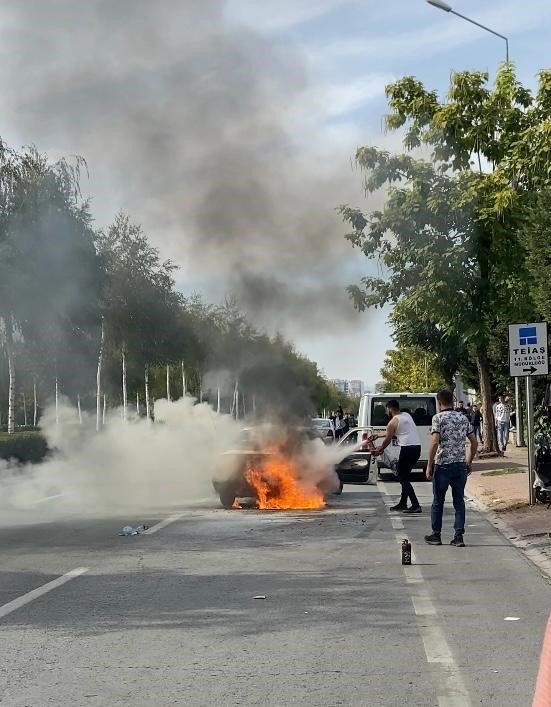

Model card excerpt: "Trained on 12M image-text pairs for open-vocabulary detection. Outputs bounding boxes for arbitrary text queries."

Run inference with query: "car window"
[370,397,436,426]
[341,431,358,445]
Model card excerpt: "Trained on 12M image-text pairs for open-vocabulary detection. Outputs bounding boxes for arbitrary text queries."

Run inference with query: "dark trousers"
[398,445,421,507]
[473,424,483,443]
[431,462,467,536]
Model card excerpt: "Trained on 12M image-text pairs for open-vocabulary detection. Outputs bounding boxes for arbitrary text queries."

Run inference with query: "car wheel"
[535,486,551,504]
[219,487,237,509]
[335,480,344,495]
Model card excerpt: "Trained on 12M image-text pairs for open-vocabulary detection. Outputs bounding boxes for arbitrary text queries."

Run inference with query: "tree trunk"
[136,391,140,416]
[5,317,15,435]
[145,365,151,420]
[33,381,38,427]
[476,349,498,453]
[55,376,59,426]
[121,347,128,422]
[166,364,171,401]
[23,392,27,426]
[103,394,107,426]
[181,360,186,397]
[77,393,82,425]
[230,380,238,418]
[96,320,104,432]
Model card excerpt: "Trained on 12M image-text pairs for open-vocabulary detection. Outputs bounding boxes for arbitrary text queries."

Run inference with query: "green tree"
[340,66,550,451]
[523,190,551,322]
[380,346,446,393]
[0,141,102,430]
[96,212,190,415]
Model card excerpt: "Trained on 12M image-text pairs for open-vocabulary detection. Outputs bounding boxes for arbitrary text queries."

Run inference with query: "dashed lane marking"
[143,512,187,535]
[378,480,471,707]
[0,567,89,620]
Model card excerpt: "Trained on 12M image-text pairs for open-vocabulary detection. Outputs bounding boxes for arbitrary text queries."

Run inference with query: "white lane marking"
[0,567,88,620]
[420,623,456,664]
[378,480,471,707]
[504,616,520,621]
[412,593,436,616]
[143,512,186,535]
[31,494,65,505]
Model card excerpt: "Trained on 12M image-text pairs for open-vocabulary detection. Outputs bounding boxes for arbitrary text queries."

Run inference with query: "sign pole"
[515,376,525,447]
[526,375,535,505]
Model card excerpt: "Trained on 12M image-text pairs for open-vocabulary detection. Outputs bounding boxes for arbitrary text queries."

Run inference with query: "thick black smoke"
[0,0,367,337]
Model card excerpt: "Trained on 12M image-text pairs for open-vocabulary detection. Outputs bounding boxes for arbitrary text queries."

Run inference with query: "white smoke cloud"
[0,398,242,524]
[0,399,357,524]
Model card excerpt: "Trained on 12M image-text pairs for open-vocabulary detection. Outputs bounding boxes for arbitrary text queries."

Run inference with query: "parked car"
[310,417,335,443]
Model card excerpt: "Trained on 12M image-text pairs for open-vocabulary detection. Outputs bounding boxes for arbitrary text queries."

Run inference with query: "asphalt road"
[0,479,549,706]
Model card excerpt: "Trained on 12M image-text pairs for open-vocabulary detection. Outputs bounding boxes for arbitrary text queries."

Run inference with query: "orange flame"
[245,453,325,510]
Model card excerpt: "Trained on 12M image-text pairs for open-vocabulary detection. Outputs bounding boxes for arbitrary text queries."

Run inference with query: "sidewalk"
[467,445,551,568]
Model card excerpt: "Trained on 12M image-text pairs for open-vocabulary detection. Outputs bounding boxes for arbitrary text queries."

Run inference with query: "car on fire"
[212,425,344,509]
[212,425,376,508]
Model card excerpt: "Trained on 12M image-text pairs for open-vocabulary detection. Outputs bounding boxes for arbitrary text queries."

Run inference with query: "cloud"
[312,0,551,64]
[225,0,350,32]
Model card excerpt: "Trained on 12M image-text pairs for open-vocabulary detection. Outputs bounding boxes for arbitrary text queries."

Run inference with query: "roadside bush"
[0,431,49,464]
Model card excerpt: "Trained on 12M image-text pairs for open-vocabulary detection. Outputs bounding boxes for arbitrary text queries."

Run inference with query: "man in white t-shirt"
[371,400,422,513]
[495,394,512,453]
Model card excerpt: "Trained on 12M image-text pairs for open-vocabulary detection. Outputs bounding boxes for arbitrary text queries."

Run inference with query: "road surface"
[0,480,548,706]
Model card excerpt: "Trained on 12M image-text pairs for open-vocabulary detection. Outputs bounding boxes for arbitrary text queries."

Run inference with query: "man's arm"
[372,417,398,455]
[426,433,439,480]
[466,432,478,474]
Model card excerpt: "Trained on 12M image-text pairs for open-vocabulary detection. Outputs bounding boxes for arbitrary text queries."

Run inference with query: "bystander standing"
[495,394,512,454]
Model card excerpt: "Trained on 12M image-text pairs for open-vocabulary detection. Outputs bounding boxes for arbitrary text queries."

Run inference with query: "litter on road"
[119,525,149,536]
[252,595,266,600]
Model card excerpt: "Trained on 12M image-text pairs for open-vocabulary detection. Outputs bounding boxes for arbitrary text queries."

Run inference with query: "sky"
[0,0,550,386]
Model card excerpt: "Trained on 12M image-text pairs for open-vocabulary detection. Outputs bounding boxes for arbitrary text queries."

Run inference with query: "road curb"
[465,489,551,583]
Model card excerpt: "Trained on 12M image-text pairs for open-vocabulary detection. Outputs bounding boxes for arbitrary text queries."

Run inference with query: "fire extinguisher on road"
[401,538,411,565]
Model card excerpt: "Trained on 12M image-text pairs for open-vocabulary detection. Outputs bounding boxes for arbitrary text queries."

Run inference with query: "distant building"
[330,379,349,394]
[348,380,365,397]
[330,379,365,397]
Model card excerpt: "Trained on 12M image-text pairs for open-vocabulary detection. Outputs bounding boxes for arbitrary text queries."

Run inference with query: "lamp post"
[426,0,509,61]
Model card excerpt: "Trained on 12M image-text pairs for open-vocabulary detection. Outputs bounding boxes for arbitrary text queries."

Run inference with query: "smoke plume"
[0,398,241,523]
[0,399,355,525]
[0,0,367,336]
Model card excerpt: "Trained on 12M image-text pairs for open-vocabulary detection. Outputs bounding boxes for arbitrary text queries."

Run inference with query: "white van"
[357,393,438,474]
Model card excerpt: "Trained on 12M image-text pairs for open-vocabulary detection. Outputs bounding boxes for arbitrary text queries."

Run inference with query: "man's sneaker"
[403,506,422,514]
[450,535,466,547]
[390,503,408,511]
[424,533,442,545]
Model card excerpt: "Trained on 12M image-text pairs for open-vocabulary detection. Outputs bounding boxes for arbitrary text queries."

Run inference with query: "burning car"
[212,425,342,510]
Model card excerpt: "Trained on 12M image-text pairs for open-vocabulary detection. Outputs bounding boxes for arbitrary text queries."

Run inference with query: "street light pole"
[426,0,509,62]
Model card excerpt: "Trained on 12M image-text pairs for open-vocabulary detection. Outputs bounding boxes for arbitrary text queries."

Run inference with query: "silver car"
[310,418,336,444]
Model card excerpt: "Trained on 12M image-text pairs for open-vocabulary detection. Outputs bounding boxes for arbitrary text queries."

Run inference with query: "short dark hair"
[386,399,400,411]
[437,389,454,407]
